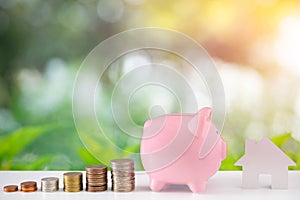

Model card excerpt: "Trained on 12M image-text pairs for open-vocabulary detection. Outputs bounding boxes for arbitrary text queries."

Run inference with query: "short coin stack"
[110,159,135,192]
[86,165,108,192]
[20,181,37,192]
[63,172,83,192]
[3,185,18,192]
[41,177,59,192]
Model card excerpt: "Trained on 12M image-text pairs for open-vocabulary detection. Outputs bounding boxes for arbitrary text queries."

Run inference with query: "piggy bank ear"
[188,114,199,136]
[198,123,220,159]
[198,107,220,159]
[188,107,212,137]
[200,107,212,121]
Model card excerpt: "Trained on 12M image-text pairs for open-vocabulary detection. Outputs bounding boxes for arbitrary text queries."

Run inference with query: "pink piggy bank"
[140,107,227,193]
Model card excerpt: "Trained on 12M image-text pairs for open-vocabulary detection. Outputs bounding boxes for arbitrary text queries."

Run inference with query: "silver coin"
[112,181,135,186]
[112,177,135,181]
[41,177,59,192]
[110,159,134,167]
[112,186,135,192]
[111,164,134,168]
[110,165,134,169]
[112,185,135,189]
[111,171,135,176]
[110,159,135,192]
[112,182,135,186]
[41,177,59,181]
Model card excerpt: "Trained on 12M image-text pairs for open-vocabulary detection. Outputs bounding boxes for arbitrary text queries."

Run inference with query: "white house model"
[235,137,296,189]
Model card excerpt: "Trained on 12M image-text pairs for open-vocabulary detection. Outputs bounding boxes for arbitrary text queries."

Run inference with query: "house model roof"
[235,137,296,167]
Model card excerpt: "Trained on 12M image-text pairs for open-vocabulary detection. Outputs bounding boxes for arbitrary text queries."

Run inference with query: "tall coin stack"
[41,177,59,192]
[86,165,108,192]
[63,172,83,192]
[110,159,135,192]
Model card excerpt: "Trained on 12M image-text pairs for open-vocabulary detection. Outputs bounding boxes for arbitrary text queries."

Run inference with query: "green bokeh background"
[0,0,300,170]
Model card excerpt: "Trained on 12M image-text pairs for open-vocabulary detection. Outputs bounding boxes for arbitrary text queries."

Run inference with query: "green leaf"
[123,143,140,153]
[0,125,53,169]
[271,133,291,147]
[220,153,242,170]
[11,155,54,170]
[271,133,299,170]
[78,148,102,165]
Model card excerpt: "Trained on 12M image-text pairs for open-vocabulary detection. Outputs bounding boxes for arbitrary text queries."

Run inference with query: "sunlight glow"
[275,16,300,75]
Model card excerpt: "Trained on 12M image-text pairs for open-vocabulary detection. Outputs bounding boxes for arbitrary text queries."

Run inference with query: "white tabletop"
[0,171,299,200]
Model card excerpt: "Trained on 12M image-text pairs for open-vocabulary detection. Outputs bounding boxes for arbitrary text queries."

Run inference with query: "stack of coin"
[63,172,83,192]
[3,185,18,192]
[20,181,37,192]
[110,159,135,192]
[86,165,108,192]
[41,177,59,192]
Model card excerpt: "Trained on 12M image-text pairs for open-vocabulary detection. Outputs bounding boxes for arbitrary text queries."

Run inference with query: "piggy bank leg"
[150,178,166,192]
[188,181,206,193]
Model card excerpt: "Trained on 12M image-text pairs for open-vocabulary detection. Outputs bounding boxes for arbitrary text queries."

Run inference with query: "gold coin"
[64,180,82,183]
[64,172,82,176]
[64,177,82,181]
[64,188,81,192]
[63,172,82,181]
